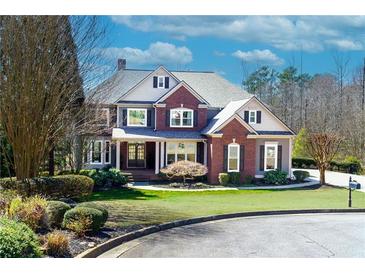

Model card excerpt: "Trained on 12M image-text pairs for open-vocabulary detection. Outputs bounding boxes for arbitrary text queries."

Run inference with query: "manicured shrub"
[229,172,241,185]
[0,175,94,199]
[46,201,71,228]
[292,157,316,168]
[243,175,254,184]
[63,207,105,234]
[218,173,230,185]
[88,168,128,188]
[44,230,69,257]
[160,161,208,183]
[9,195,47,231]
[76,202,108,224]
[264,170,288,185]
[293,170,310,182]
[0,217,42,258]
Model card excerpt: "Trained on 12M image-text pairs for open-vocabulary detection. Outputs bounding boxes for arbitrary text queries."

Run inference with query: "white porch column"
[288,138,293,178]
[116,140,120,170]
[160,141,165,168]
[155,142,160,174]
[203,142,208,166]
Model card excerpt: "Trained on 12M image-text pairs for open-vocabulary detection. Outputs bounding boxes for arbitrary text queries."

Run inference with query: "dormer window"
[170,108,193,127]
[158,76,165,88]
[244,110,261,124]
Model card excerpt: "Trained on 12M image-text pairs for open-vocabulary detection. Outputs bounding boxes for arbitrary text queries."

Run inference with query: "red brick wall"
[156,86,207,130]
[207,118,256,184]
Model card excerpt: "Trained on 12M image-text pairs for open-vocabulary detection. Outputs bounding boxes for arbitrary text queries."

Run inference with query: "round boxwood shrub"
[63,207,105,233]
[0,217,42,258]
[293,170,310,182]
[46,201,71,228]
[218,173,230,185]
[76,202,108,224]
[0,175,94,199]
[264,170,288,185]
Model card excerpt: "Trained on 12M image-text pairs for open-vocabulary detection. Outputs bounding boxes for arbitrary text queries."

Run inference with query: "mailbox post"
[348,176,360,207]
[348,177,352,207]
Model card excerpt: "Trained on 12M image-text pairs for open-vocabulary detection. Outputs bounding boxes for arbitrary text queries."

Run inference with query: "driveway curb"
[77,208,365,258]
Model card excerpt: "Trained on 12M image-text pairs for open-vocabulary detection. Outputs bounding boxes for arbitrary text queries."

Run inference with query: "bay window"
[166,142,196,164]
[91,140,102,164]
[170,108,193,127]
[127,108,147,127]
[228,143,240,172]
[264,143,278,171]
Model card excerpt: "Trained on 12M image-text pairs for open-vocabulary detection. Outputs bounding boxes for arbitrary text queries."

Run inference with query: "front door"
[128,142,145,168]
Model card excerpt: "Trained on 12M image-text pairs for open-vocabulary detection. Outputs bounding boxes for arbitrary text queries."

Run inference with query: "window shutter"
[147,109,152,127]
[244,111,249,123]
[165,77,169,89]
[197,142,204,164]
[257,111,262,123]
[223,145,228,172]
[259,145,265,171]
[194,110,198,127]
[153,76,158,88]
[166,110,170,127]
[240,145,245,171]
[122,109,127,126]
[278,145,282,170]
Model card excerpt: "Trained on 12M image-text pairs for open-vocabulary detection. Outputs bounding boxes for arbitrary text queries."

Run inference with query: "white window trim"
[264,142,278,171]
[170,108,194,128]
[165,142,197,164]
[96,108,110,127]
[90,140,103,164]
[104,140,111,164]
[157,76,165,89]
[227,143,240,172]
[127,108,147,127]
[249,110,256,124]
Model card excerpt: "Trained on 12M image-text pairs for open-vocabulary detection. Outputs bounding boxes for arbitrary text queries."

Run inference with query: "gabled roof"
[155,81,209,105]
[202,99,257,135]
[91,66,251,107]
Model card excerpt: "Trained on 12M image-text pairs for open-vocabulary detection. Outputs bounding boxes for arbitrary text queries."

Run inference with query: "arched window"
[228,143,240,172]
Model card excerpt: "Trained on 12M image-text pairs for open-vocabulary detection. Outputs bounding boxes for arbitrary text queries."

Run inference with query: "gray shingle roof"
[113,127,205,140]
[92,68,252,108]
[256,131,294,135]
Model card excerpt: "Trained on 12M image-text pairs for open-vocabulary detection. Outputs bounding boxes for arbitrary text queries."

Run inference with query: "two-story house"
[86,59,295,183]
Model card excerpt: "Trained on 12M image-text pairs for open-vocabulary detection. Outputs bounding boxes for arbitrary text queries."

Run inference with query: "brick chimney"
[117,59,126,70]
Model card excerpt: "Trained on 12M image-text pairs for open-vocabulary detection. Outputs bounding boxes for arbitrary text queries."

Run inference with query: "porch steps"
[121,169,160,182]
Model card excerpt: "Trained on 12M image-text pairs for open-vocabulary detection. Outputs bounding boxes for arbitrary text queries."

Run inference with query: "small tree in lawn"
[306,133,343,185]
[160,161,208,184]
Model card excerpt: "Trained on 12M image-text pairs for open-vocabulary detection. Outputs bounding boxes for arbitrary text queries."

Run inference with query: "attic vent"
[117,59,126,70]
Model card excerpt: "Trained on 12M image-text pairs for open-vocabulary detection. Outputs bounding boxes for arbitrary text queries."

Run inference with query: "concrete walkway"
[99,213,365,258]
[295,169,365,192]
[128,180,319,192]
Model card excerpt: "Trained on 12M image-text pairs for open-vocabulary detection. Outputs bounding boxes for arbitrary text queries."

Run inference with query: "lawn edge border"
[77,208,365,258]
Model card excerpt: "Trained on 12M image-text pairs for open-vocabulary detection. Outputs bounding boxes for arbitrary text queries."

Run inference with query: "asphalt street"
[99,213,365,258]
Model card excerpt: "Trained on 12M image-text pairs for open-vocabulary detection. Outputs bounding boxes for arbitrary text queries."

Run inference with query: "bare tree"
[0,16,108,179]
[306,133,343,185]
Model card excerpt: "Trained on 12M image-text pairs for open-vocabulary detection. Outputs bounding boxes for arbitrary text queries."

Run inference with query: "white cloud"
[213,50,226,57]
[232,49,284,66]
[111,16,365,52]
[325,39,363,51]
[100,42,193,66]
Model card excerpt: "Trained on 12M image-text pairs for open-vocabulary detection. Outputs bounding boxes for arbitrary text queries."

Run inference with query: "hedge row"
[292,157,363,174]
[0,175,94,199]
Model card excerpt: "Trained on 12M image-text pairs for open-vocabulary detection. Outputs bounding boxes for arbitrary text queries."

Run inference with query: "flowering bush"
[160,161,208,183]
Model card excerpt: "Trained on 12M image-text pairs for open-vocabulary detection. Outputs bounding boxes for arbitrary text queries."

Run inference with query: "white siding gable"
[122,67,179,102]
[237,99,288,131]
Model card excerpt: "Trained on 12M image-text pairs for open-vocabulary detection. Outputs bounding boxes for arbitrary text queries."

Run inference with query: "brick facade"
[156,86,207,131]
[207,118,256,183]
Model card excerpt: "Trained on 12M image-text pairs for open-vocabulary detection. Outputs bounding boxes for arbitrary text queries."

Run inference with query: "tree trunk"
[74,135,83,173]
[48,147,55,176]
[319,165,326,185]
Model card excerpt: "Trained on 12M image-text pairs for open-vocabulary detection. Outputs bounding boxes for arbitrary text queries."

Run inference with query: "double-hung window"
[264,142,278,171]
[97,108,110,127]
[166,142,197,165]
[91,140,102,164]
[170,109,193,127]
[158,76,165,88]
[228,143,240,172]
[127,108,147,127]
[249,110,256,124]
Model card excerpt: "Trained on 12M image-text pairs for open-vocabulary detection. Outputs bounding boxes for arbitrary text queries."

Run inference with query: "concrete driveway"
[294,169,365,192]
[99,213,365,258]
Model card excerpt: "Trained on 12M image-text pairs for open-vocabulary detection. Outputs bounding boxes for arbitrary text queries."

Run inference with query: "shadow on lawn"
[87,188,159,201]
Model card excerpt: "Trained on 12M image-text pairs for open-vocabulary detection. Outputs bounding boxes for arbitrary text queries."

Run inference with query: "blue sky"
[99,16,365,84]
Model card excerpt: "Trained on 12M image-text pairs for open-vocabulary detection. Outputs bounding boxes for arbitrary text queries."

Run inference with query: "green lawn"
[86,186,365,229]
